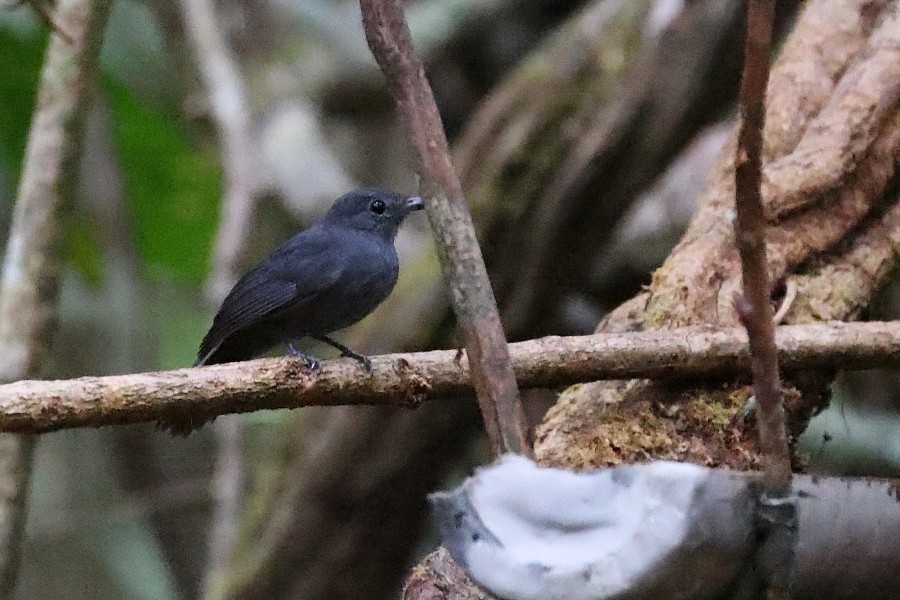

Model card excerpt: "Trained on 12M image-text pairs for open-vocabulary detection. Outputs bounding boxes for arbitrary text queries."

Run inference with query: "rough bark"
[405,548,491,600]
[0,322,898,433]
[405,0,900,596]
[457,0,800,336]
[539,0,900,468]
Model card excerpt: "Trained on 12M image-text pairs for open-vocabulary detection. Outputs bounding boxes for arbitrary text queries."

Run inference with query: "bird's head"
[323,188,424,240]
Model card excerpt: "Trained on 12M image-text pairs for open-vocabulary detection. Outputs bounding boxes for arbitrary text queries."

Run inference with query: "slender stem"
[734,1,794,597]
[0,322,897,434]
[359,0,530,456]
[734,0,791,494]
[201,416,244,600]
[179,0,265,304]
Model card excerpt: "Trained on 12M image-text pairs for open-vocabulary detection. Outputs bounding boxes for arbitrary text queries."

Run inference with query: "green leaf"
[65,215,105,286]
[0,25,220,284]
[0,28,45,179]
[106,81,221,282]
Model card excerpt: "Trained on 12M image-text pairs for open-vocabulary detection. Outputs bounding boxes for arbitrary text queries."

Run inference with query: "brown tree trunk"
[404,0,900,596]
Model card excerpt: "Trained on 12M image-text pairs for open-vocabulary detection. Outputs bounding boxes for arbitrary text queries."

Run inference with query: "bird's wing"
[196,230,344,364]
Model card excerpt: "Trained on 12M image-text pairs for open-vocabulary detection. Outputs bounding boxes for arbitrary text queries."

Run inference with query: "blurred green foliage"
[107,80,220,283]
[0,24,222,285]
[65,214,105,287]
[1,17,221,598]
[0,29,44,178]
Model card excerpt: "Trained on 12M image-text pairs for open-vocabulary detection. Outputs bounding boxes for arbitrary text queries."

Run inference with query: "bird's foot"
[341,349,372,372]
[287,343,321,371]
[312,335,372,372]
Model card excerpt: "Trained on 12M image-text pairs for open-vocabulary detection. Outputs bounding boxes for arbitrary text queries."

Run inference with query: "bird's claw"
[343,350,372,373]
[291,338,370,372]
[287,343,321,371]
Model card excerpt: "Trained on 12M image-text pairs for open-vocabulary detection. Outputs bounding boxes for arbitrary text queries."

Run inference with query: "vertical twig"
[0,440,32,600]
[0,0,113,595]
[359,0,531,457]
[179,0,265,304]
[734,0,795,597]
[202,417,244,600]
[177,0,256,593]
[734,0,791,493]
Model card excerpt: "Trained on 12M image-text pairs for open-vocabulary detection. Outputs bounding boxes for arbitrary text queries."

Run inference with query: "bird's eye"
[369,199,386,215]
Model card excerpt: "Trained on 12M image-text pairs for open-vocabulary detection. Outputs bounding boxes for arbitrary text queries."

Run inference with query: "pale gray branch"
[0,0,114,594]
[179,0,265,303]
[178,0,262,589]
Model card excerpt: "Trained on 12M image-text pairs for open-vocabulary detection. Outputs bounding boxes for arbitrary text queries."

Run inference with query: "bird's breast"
[281,234,399,335]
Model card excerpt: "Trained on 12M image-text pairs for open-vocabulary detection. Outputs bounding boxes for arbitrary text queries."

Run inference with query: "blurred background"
[0,0,897,598]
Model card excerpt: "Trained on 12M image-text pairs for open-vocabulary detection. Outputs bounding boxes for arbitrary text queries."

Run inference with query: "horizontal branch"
[1,321,898,433]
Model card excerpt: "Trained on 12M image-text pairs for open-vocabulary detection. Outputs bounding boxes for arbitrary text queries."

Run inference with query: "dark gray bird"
[196,188,424,369]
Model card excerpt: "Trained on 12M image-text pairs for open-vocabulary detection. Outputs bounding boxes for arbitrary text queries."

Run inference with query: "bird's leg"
[287,342,321,371]
[312,335,372,372]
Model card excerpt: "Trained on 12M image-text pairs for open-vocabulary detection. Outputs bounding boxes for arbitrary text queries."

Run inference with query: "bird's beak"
[406,196,424,211]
